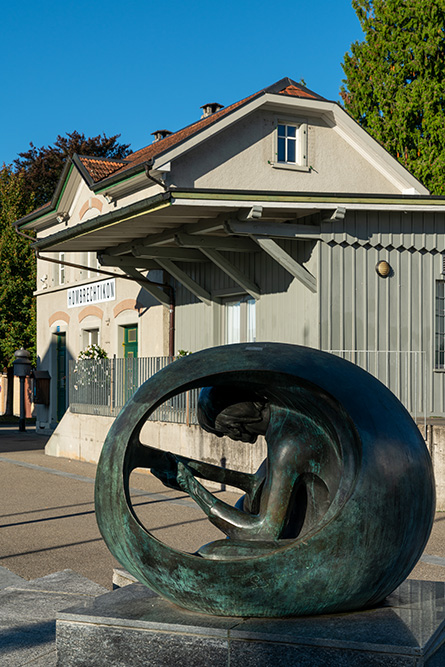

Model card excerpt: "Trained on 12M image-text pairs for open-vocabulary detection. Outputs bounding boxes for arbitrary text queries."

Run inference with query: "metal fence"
[69,351,427,428]
[69,357,199,423]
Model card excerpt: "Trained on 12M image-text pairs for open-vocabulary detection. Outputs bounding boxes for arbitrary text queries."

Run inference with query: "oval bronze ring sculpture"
[95,344,435,617]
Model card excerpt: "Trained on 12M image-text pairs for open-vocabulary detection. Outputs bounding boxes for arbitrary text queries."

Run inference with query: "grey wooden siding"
[171,209,445,416]
[320,210,445,416]
[174,240,319,353]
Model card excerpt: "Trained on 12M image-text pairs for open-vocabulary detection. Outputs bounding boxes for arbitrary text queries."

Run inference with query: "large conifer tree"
[341,0,445,194]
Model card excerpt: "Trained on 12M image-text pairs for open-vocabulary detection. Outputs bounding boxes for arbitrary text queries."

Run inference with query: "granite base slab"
[56,578,445,666]
[0,569,107,667]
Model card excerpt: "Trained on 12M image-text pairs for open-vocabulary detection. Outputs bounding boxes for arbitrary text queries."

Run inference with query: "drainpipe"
[163,271,175,357]
[144,161,167,190]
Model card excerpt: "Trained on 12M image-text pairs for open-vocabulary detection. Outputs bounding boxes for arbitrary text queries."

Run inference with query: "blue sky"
[1,1,363,166]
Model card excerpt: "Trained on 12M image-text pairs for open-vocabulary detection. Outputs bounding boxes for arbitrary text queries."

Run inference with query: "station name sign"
[67,278,116,308]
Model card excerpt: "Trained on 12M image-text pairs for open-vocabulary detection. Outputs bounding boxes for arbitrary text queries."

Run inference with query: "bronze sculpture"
[95,343,435,617]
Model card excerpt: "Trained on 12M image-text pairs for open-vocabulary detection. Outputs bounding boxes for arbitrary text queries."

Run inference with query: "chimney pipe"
[200,102,224,119]
[151,129,172,142]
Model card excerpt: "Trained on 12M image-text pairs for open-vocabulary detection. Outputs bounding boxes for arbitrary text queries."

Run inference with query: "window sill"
[270,161,311,173]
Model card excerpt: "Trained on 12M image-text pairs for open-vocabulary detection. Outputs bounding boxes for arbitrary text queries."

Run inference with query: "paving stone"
[22,569,108,596]
[0,565,26,591]
[0,620,56,667]
[0,570,107,666]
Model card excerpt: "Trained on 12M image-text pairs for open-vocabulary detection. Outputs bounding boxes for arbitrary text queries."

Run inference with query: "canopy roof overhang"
[29,188,445,307]
[29,188,445,254]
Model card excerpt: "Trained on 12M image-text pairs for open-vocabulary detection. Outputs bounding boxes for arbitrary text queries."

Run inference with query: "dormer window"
[278,124,298,163]
[273,119,308,170]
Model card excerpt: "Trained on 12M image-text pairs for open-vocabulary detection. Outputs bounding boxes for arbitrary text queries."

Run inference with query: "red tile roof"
[79,78,326,185]
[279,84,320,99]
[78,156,128,183]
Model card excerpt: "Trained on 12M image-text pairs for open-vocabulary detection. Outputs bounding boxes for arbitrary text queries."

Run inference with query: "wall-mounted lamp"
[323,207,346,222]
[56,213,69,224]
[238,205,263,221]
[376,260,391,277]
[104,193,115,204]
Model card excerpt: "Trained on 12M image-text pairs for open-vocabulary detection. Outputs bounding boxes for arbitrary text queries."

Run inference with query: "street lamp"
[13,348,32,432]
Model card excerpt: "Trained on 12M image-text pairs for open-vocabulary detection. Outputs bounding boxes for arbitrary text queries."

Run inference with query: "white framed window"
[278,124,298,163]
[273,118,308,170]
[224,296,256,344]
[82,328,100,348]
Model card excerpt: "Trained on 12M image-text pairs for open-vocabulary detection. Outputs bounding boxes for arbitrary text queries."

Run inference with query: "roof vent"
[200,102,224,119]
[151,129,172,142]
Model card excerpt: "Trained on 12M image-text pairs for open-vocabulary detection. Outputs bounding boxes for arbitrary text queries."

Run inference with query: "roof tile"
[78,156,128,183]
[107,79,325,179]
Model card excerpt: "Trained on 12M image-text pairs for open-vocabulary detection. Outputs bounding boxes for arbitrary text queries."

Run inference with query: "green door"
[56,333,67,421]
[123,326,138,358]
[123,326,138,402]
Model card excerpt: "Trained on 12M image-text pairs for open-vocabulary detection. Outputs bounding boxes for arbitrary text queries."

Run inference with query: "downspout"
[144,160,168,190]
[164,270,175,357]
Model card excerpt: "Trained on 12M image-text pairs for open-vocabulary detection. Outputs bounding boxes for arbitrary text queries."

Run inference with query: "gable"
[17,77,428,235]
[168,108,405,195]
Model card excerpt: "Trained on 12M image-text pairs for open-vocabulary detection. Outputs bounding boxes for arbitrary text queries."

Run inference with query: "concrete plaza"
[0,423,444,665]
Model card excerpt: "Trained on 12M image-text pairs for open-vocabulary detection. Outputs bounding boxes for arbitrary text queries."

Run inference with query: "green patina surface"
[95,343,435,617]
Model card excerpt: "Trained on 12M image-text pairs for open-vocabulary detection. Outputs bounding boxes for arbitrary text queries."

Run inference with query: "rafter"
[132,247,206,261]
[120,267,171,306]
[175,232,257,252]
[155,259,212,305]
[98,254,159,270]
[253,237,317,293]
[225,220,321,240]
[200,249,261,300]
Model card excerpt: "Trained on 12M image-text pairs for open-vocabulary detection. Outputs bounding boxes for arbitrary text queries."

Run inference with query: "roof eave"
[33,190,171,251]
[15,159,75,228]
[90,159,154,193]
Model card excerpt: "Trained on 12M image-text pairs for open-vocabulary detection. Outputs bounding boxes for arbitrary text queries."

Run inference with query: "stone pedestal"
[56,579,445,666]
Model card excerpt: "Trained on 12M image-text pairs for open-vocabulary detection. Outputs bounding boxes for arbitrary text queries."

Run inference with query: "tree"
[0,132,130,375]
[0,165,36,375]
[341,0,445,194]
[14,131,131,208]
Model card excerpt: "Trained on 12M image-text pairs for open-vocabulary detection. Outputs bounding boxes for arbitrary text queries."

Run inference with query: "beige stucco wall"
[35,253,168,428]
[169,110,401,195]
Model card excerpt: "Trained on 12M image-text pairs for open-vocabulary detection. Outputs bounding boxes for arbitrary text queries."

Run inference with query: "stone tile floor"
[0,569,107,666]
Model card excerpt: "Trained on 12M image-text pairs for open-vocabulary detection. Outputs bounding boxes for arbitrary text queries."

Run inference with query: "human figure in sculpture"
[174,386,341,545]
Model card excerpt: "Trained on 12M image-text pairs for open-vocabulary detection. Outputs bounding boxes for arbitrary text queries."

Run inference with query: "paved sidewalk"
[0,424,238,589]
[0,423,444,665]
[1,424,445,586]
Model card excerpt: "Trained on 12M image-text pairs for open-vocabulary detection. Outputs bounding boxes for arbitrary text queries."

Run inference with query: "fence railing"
[69,357,199,423]
[69,351,427,428]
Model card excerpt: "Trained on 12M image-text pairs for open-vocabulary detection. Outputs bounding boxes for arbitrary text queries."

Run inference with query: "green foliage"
[177,349,192,357]
[0,131,131,370]
[0,166,36,368]
[341,0,445,194]
[14,131,131,208]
